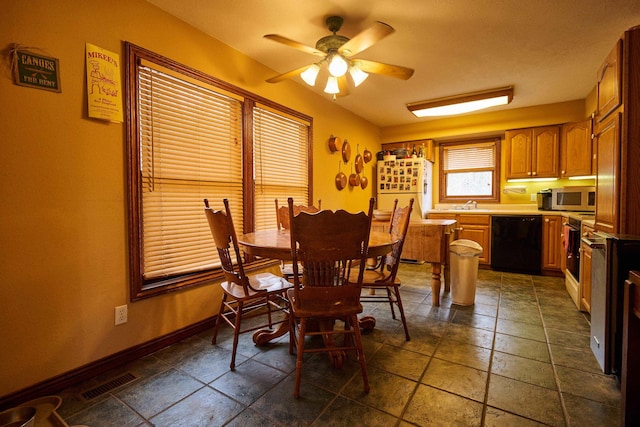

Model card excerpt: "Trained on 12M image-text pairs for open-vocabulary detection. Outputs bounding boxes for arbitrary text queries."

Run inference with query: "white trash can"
[449,239,483,305]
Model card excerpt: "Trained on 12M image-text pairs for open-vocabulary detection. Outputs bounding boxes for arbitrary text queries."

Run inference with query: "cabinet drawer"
[428,213,455,220]
[457,214,490,225]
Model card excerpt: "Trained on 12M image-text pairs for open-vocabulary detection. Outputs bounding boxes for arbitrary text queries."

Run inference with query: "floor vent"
[81,372,137,400]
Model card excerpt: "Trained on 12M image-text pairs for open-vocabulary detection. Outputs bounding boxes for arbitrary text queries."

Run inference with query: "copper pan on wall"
[342,139,351,162]
[335,161,346,190]
[328,135,342,152]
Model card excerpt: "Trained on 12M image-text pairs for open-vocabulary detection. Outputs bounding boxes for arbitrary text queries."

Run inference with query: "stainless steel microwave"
[551,186,596,211]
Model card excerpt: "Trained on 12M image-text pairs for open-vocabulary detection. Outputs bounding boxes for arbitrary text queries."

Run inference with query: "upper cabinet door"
[532,126,560,178]
[561,119,593,177]
[594,112,621,234]
[505,129,532,179]
[597,39,622,122]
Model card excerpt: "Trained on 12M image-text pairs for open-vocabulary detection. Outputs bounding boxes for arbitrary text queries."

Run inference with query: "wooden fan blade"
[356,59,414,80]
[266,65,312,83]
[264,34,326,57]
[338,21,394,57]
[337,75,350,97]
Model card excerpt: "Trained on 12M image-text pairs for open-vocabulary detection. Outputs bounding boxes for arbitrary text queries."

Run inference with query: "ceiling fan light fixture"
[324,76,340,94]
[300,64,320,86]
[407,86,514,117]
[328,52,348,77]
[349,63,369,87]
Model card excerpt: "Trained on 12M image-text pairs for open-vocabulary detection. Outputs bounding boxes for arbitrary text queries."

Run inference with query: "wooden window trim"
[124,42,312,300]
[438,138,501,203]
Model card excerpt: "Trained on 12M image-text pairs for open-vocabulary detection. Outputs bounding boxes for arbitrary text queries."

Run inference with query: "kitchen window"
[125,43,312,300]
[439,139,500,203]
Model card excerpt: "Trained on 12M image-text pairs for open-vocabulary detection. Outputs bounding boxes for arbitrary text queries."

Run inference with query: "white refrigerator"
[376,158,433,220]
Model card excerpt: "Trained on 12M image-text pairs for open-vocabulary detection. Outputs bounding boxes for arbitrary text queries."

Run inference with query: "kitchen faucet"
[462,200,478,210]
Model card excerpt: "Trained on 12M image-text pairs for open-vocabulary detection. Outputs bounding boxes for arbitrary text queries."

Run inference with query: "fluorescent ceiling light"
[300,64,320,86]
[407,86,514,117]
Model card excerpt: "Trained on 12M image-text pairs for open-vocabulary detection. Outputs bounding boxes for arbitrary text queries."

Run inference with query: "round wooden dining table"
[238,229,397,261]
[237,228,398,350]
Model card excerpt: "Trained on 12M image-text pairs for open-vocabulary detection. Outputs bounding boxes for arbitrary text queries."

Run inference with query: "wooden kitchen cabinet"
[593,26,640,236]
[594,112,621,235]
[596,39,622,122]
[579,222,595,313]
[428,213,491,265]
[542,215,563,272]
[505,126,560,179]
[561,118,594,177]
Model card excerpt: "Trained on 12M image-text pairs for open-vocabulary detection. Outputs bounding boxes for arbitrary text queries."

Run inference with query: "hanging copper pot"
[360,173,368,189]
[328,135,342,152]
[348,164,360,187]
[363,147,372,163]
[342,139,351,162]
[355,144,364,173]
[335,161,347,190]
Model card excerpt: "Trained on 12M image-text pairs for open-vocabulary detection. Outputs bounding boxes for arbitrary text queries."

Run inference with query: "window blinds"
[138,66,243,280]
[253,106,309,231]
[442,142,496,172]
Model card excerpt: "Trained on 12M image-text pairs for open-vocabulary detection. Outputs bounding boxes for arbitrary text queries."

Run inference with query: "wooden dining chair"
[204,198,292,370]
[351,198,414,341]
[287,197,374,398]
[275,198,321,230]
[275,198,321,279]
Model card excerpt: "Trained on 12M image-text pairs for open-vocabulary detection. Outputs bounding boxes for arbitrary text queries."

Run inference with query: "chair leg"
[212,296,227,345]
[351,313,370,393]
[294,317,307,398]
[266,295,273,328]
[288,314,296,355]
[392,286,410,341]
[229,300,243,370]
[386,286,397,319]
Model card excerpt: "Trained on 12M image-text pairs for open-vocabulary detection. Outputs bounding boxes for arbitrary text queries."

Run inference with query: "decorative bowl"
[373,209,392,221]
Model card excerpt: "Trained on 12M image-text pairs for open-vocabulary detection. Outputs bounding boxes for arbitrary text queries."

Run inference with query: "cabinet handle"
[527,171,532,176]
[532,171,537,176]
[561,170,566,174]
[545,218,549,222]
[455,227,464,231]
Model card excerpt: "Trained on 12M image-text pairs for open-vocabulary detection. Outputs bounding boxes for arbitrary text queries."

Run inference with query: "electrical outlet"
[115,305,128,325]
[530,193,537,202]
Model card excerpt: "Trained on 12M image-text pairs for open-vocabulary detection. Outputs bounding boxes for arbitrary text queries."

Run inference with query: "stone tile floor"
[55,264,621,426]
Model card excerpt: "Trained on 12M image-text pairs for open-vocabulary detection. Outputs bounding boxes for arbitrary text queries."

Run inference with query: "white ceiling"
[147,0,640,127]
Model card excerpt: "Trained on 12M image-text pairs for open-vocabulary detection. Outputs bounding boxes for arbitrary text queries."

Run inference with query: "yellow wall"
[0,0,597,398]
[0,0,380,397]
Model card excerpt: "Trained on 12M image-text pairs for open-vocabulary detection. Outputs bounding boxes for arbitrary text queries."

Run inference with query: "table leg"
[443,263,450,292]
[253,319,290,345]
[431,262,442,306]
[359,315,376,331]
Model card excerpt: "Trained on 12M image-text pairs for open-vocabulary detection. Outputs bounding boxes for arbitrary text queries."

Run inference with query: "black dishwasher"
[491,215,542,274]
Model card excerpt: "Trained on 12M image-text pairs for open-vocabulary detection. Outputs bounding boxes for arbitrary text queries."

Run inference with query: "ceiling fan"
[264,16,414,97]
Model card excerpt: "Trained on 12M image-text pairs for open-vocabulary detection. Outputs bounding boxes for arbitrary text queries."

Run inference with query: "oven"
[565,216,581,281]
[563,216,582,308]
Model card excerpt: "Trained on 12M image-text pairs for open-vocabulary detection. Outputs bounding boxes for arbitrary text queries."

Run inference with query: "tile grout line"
[479,273,502,426]
[532,276,572,426]
[394,287,447,426]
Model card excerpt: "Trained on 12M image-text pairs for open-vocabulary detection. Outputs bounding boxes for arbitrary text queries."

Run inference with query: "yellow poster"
[86,43,123,123]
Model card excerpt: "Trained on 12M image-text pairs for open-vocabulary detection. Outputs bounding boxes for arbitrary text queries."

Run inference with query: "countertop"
[427,204,595,218]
